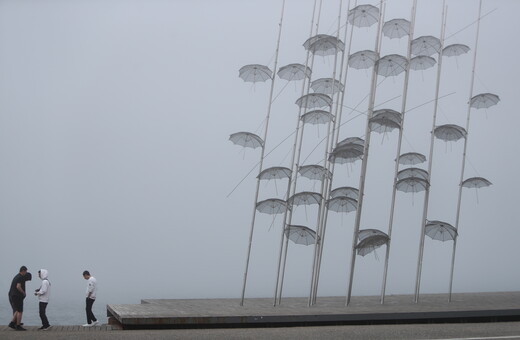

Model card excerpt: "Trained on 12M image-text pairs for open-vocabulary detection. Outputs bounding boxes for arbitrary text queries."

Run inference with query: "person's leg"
[86,297,97,324]
[39,302,50,327]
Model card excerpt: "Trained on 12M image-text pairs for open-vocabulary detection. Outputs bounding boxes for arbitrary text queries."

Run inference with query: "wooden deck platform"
[106,291,520,329]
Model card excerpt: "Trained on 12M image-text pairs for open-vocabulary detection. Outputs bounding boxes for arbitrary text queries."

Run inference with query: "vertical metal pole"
[240,0,286,306]
[310,0,355,306]
[346,0,384,306]
[414,0,447,303]
[448,0,483,302]
[380,0,417,304]
[274,0,320,306]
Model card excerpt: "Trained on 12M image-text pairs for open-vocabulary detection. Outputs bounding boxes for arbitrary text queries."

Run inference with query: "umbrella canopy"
[434,124,467,142]
[370,109,402,133]
[425,220,458,242]
[330,186,359,200]
[329,145,364,164]
[409,56,437,71]
[396,177,429,193]
[411,36,441,56]
[277,63,312,81]
[470,93,500,109]
[348,4,380,28]
[337,137,364,148]
[299,164,332,181]
[348,50,379,70]
[229,132,264,149]
[442,43,470,57]
[239,64,272,83]
[462,177,492,189]
[304,34,345,56]
[301,110,334,125]
[285,225,318,246]
[256,198,288,215]
[326,196,358,213]
[296,93,332,109]
[397,168,429,181]
[376,54,408,77]
[356,229,389,256]
[382,18,410,39]
[399,152,427,166]
[257,166,292,181]
[311,78,344,95]
[288,191,322,208]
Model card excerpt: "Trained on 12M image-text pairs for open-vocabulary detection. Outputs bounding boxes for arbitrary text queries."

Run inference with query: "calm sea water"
[1,297,108,326]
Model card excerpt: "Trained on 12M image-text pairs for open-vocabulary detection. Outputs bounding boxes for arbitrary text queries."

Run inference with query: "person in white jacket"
[34,269,51,330]
[82,270,99,327]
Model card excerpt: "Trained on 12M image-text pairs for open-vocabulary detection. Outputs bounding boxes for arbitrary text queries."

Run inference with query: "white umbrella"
[348,50,379,70]
[239,64,272,83]
[399,152,426,166]
[295,93,332,109]
[348,4,380,28]
[301,110,334,125]
[382,18,410,39]
[411,36,441,56]
[470,93,500,109]
[285,225,318,246]
[434,124,467,142]
[277,63,312,81]
[425,220,458,242]
[229,132,264,149]
[376,54,408,77]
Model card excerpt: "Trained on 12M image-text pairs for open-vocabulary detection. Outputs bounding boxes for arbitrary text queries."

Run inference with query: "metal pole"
[346,0,384,306]
[448,0,483,302]
[414,0,447,303]
[274,0,320,306]
[380,0,417,305]
[240,0,286,306]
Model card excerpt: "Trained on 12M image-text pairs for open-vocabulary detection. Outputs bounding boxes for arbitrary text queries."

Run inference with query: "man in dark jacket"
[8,266,32,331]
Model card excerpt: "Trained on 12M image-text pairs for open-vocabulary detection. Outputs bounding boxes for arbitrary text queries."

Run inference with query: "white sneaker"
[82,323,92,327]
[92,321,100,326]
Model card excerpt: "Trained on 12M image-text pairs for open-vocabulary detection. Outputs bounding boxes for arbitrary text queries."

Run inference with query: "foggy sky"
[0,0,518,318]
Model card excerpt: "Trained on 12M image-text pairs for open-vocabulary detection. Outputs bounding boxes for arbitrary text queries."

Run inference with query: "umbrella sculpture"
[277,63,312,81]
[256,198,288,215]
[348,50,379,70]
[397,168,429,181]
[301,110,334,125]
[425,220,458,242]
[348,4,380,28]
[462,177,492,189]
[376,54,408,77]
[326,196,358,213]
[330,186,359,200]
[257,166,292,181]
[442,44,470,57]
[299,164,332,181]
[399,152,427,166]
[409,56,437,71]
[287,192,323,208]
[411,35,441,56]
[311,78,344,95]
[369,109,402,133]
[462,177,492,203]
[434,124,467,142]
[382,18,410,39]
[229,132,264,149]
[470,93,500,109]
[285,225,318,246]
[396,177,429,193]
[329,137,365,164]
[295,93,333,109]
[239,64,273,83]
[356,229,390,256]
[304,34,345,56]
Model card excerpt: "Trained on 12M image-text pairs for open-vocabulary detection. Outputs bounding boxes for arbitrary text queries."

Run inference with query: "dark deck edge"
[107,307,520,330]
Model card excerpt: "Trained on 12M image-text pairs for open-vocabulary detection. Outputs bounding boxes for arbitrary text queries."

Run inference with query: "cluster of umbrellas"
[230,0,499,306]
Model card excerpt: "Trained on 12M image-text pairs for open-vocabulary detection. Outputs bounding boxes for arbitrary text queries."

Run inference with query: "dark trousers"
[39,302,50,327]
[85,297,97,324]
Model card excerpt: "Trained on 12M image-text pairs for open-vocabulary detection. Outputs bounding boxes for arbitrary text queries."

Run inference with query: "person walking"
[34,269,52,330]
[82,270,99,327]
[8,266,32,331]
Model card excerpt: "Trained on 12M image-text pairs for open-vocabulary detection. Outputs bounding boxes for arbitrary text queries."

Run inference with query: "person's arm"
[36,281,48,295]
[16,282,25,296]
[86,280,94,298]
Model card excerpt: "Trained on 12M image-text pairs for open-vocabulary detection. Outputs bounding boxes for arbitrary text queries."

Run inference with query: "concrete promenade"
[107,291,520,329]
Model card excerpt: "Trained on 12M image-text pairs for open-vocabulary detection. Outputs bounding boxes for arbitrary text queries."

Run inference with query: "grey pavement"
[2,322,520,340]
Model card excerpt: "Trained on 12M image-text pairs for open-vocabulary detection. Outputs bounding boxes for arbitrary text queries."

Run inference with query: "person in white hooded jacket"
[34,269,51,330]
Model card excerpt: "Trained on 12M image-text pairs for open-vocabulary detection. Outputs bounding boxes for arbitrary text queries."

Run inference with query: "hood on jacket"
[39,269,49,280]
